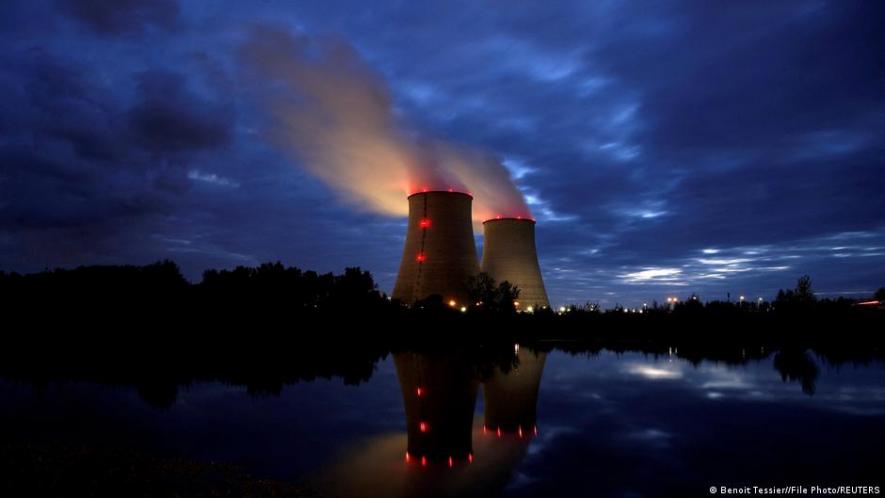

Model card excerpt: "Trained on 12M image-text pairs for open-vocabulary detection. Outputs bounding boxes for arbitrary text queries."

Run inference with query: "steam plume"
[240,26,530,221]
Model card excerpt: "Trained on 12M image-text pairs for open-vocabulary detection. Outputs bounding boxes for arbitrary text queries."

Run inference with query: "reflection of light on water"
[626,364,683,380]
[314,424,540,498]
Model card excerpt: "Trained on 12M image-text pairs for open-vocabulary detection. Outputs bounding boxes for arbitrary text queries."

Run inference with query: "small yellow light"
[460,306,467,313]
[513,301,520,307]
[448,299,456,307]
[559,306,566,313]
[526,305,534,313]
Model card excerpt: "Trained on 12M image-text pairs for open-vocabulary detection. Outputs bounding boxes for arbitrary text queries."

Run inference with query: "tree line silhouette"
[1,261,883,324]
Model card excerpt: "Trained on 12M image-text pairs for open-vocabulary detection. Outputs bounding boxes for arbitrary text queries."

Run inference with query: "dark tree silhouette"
[466,272,520,313]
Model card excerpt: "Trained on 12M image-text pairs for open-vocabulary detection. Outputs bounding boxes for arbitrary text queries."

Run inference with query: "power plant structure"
[392,191,549,311]
[392,191,479,306]
[481,218,549,309]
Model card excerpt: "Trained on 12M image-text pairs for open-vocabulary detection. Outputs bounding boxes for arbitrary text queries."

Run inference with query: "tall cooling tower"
[481,218,549,309]
[392,191,479,304]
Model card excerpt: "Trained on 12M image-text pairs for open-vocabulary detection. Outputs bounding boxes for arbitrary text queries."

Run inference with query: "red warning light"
[416,252,426,262]
[416,387,424,397]
[467,453,474,463]
[448,456,454,468]
[419,421,428,433]
[421,456,427,467]
[419,218,431,229]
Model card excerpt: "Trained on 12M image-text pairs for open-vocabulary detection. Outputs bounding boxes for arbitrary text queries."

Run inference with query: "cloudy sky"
[1,0,883,306]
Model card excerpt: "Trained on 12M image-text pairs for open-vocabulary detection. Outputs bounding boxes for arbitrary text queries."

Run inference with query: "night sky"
[2,1,884,307]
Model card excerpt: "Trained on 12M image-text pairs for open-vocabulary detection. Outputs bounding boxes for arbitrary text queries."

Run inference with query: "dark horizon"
[2,1,884,307]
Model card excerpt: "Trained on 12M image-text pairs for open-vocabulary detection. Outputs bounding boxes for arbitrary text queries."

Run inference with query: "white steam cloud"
[239,26,530,221]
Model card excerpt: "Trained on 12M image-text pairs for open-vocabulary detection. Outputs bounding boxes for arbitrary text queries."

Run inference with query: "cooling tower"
[481,218,549,309]
[392,191,479,305]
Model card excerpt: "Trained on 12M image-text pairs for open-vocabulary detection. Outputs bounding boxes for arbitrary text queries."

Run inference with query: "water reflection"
[319,346,547,498]
[2,347,884,497]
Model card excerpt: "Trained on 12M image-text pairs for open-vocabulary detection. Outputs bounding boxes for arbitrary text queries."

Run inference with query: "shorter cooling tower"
[392,191,479,305]
[481,218,549,309]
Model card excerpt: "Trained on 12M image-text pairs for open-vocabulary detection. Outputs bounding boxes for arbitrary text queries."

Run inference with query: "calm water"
[2,349,884,497]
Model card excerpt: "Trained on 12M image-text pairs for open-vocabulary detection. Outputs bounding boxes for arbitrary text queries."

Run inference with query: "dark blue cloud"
[1,0,883,306]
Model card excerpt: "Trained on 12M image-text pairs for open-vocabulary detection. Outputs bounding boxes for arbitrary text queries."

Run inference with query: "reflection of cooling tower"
[392,191,479,304]
[481,218,549,308]
[394,352,479,462]
[483,349,547,433]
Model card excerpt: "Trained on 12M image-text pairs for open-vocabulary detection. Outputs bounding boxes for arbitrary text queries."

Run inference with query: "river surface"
[1,349,883,497]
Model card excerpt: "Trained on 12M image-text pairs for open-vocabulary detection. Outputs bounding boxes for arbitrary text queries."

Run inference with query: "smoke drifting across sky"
[240,26,530,222]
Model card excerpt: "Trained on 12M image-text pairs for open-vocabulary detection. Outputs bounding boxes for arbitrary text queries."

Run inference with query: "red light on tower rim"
[482,216,537,224]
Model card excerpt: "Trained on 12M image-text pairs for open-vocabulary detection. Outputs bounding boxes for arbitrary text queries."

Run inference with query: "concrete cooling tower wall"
[392,191,479,305]
[481,218,549,309]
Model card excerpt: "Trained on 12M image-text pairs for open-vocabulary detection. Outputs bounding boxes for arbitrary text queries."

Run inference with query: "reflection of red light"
[533,425,539,436]
[448,456,453,468]
[416,387,423,397]
[496,427,502,438]
[468,453,474,463]
[416,253,426,262]
[419,218,431,229]
[421,456,427,467]
[482,425,487,434]
[448,188,454,192]
[405,452,411,463]
[419,421,428,433]
[518,426,524,438]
